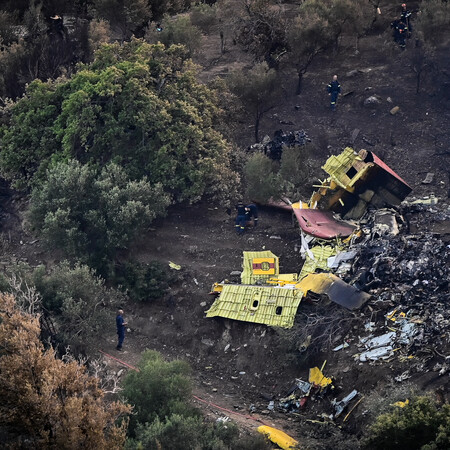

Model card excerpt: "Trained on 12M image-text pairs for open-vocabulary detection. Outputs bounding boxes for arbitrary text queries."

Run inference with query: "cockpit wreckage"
[206,147,412,329]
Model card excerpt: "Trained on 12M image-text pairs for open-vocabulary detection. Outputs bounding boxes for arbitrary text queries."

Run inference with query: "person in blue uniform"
[245,203,259,227]
[116,309,127,351]
[327,75,341,111]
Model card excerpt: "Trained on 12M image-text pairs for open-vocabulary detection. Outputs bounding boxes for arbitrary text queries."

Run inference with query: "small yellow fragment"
[168,261,181,270]
[309,367,332,388]
[392,399,409,408]
[257,426,300,449]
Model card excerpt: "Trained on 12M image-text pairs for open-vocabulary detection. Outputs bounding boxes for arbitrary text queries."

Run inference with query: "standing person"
[116,309,127,351]
[327,75,341,111]
[395,20,407,49]
[400,3,412,34]
[245,203,259,227]
[235,200,249,235]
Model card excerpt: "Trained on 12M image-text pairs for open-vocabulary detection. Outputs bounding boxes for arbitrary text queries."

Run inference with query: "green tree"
[130,415,249,450]
[244,152,282,203]
[0,39,239,202]
[189,4,218,34]
[287,2,334,94]
[121,350,196,434]
[91,0,153,39]
[147,15,202,56]
[0,294,130,448]
[235,0,287,67]
[28,160,170,274]
[415,0,450,46]
[114,261,173,302]
[30,261,126,353]
[365,396,450,450]
[279,143,314,199]
[227,62,280,142]
[405,1,450,94]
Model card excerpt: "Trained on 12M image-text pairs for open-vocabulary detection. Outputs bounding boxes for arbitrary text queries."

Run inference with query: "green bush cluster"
[122,350,270,449]
[365,396,450,450]
[147,16,203,56]
[28,160,170,276]
[114,261,172,302]
[3,261,125,353]
[244,144,315,203]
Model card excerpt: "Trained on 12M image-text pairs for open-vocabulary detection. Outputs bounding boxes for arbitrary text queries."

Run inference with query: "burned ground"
[1,1,450,448]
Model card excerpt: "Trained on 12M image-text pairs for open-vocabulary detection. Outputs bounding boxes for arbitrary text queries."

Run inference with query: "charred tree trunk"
[416,70,421,94]
[255,114,260,143]
[220,30,225,54]
[296,72,304,95]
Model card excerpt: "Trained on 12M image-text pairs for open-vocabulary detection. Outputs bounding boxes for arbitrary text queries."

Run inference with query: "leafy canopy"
[28,160,170,274]
[0,39,238,203]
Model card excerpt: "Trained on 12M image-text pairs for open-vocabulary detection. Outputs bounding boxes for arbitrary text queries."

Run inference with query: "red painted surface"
[293,209,356,239]
[370,152,412,189]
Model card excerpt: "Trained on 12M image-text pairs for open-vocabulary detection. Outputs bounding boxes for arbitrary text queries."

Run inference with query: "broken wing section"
[297,273,371,310]
[205,285,303,329]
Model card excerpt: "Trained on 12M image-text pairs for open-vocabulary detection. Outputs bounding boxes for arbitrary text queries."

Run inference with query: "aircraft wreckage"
[206,147,412,328]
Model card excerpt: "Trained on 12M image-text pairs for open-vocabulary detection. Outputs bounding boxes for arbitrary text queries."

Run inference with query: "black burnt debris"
[344,200,450,367]
[250,129,310,160]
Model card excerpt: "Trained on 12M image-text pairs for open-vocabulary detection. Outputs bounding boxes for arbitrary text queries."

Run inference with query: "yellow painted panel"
[291,201,309,210]
[257,426,300,450]
[252,257,277,275]
[298,245,340,280]
[205,284,302,328]
[309,367,332,388]
[241,251,279,284]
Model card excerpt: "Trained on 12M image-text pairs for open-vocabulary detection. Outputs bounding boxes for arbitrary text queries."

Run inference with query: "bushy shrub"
[190,4,218,33]
[279,143,314,199]
[122,350,197,434]
[28,160,170,275]
[31,261,126,352]
[364,396,450,450]
[129,414,269,450]
[130,414,208,450]
[148,16,202,56]
[114,261,172,302]
[244,152,282,203]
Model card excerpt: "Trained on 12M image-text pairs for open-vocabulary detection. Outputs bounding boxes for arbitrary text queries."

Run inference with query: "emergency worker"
[245,204,259,227]
[395,20,407,48]
[401,3,412,33]
[116,309,127,351]
[235,201,249,234]
[327,75,341,111]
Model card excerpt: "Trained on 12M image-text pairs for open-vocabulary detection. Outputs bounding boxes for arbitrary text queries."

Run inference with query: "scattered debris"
[205,284,303,328]
[168,261,181,270]
[421,172,435,184]
[391,399,409,408]
[364,95,381,106]
[292,208,356,239]
[390,106,400,115]
[297,273,371,310]
[333,342,350,352]
[333,389,359,418]
[250,129,310,160]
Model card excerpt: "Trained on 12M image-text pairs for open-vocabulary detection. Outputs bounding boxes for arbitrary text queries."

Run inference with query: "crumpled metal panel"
[299,245,339,280]
[297,273,371,310]
[293,208,356,239]
[205,284,302,328]
[241,251,279,284]
[322,147,360,189]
